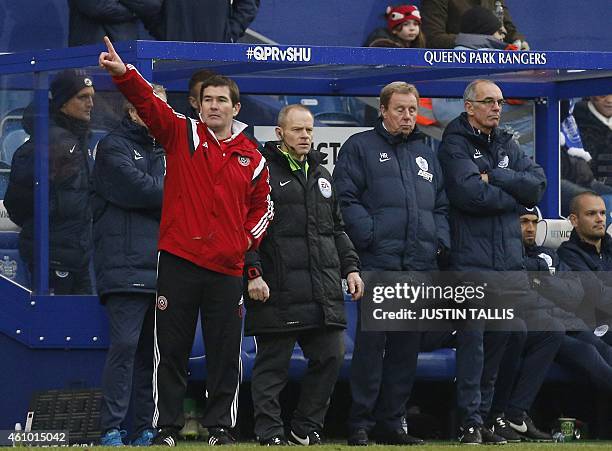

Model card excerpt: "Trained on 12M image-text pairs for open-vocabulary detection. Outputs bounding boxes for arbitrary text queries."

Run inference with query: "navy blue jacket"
[92,116,165,298]
[557,229,612,327]
[147,0,260,42]
[67,0,162,46]
[438,113,546,271]
[5,107,93,272]
[333,120,450,271]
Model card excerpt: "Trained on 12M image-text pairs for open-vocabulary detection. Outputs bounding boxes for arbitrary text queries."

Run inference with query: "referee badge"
[238,155,251,166]
[318,178,332,198]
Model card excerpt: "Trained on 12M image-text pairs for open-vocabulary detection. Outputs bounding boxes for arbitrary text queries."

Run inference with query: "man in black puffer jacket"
[92,85,166,446]
[334,82,449,446]
[5,69,95,294]
[437,79,546,444]
[244,104,363,446]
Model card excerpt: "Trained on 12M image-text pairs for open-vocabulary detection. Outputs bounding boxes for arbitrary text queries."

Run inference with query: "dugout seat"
[187,218,584,384]
[536,218,573,249]
[188,299,457,382]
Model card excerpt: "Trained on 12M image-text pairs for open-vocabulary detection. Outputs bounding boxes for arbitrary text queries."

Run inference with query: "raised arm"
[99,36,184,151]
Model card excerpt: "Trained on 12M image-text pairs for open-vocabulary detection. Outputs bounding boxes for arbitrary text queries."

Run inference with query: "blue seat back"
[0,129,28,165]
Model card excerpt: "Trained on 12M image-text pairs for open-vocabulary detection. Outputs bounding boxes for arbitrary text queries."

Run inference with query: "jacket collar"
[203,118,249,145]
[568,228,612,256]
[588,101,612,129]
[117,115,154,146]
[445,112,514,150]
[263,140,324,170]
[374,118,424,145]
[454,33,507,50]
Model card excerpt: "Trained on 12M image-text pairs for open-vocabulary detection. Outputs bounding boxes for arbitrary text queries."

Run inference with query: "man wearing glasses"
[437,79,547,444]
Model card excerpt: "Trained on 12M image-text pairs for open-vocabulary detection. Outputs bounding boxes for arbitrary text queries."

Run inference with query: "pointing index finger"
[103,36,116,56]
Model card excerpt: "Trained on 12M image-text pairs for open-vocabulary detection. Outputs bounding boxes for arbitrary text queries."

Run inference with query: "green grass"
[80,441,612,450]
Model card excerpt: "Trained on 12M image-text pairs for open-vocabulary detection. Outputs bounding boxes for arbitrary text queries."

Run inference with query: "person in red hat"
[386,4,426,47]
[364,4,426,48]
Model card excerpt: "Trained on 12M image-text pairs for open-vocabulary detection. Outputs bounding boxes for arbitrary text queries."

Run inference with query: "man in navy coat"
[334,81,450,446]
[437,79,546,444]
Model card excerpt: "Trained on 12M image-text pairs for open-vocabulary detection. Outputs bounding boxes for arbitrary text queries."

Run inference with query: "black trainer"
[480,427,507,445]
[458,425,482,445]
[507,415,553,442]
[488,416,521,443]
[152,428,179,447]
[260,435,288,446]
[375,428,424,445]
[347,428,368,446]
[208,428,236,445]
[288,430,322,445]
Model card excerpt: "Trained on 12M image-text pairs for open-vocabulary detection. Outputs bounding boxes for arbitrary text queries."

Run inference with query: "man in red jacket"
[99,37,273,446]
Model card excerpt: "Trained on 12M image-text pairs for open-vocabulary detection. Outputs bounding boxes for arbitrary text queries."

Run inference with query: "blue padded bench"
[188,300,457,382]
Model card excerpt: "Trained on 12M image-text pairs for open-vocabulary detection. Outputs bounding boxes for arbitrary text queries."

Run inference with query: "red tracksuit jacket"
[112,65,273,276]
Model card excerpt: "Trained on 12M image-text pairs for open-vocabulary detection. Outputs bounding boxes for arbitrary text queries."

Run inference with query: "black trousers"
[348,299,421,433]
[556,331,612,393]
[455,327,510,427]
[100,293,155,436]
[153,251,243,430]
[490,324,564,422]
[251,328,344,440]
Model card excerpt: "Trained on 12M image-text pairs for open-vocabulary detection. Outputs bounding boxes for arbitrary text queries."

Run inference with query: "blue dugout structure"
[0,41,611,429]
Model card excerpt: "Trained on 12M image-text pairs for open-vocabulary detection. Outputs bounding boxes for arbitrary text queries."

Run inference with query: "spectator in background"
[334,82,449,446]
[146,0,260,43]
[431,7,534,157]
[5,69,95,294]
[574,95,612,184]
[245,104,363,446]
[365,5,426,48]
[559,99,612,216]
[93,84,167,447]
[454,6,513,50]
[68,0,162,46]
[421,0,529,50]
